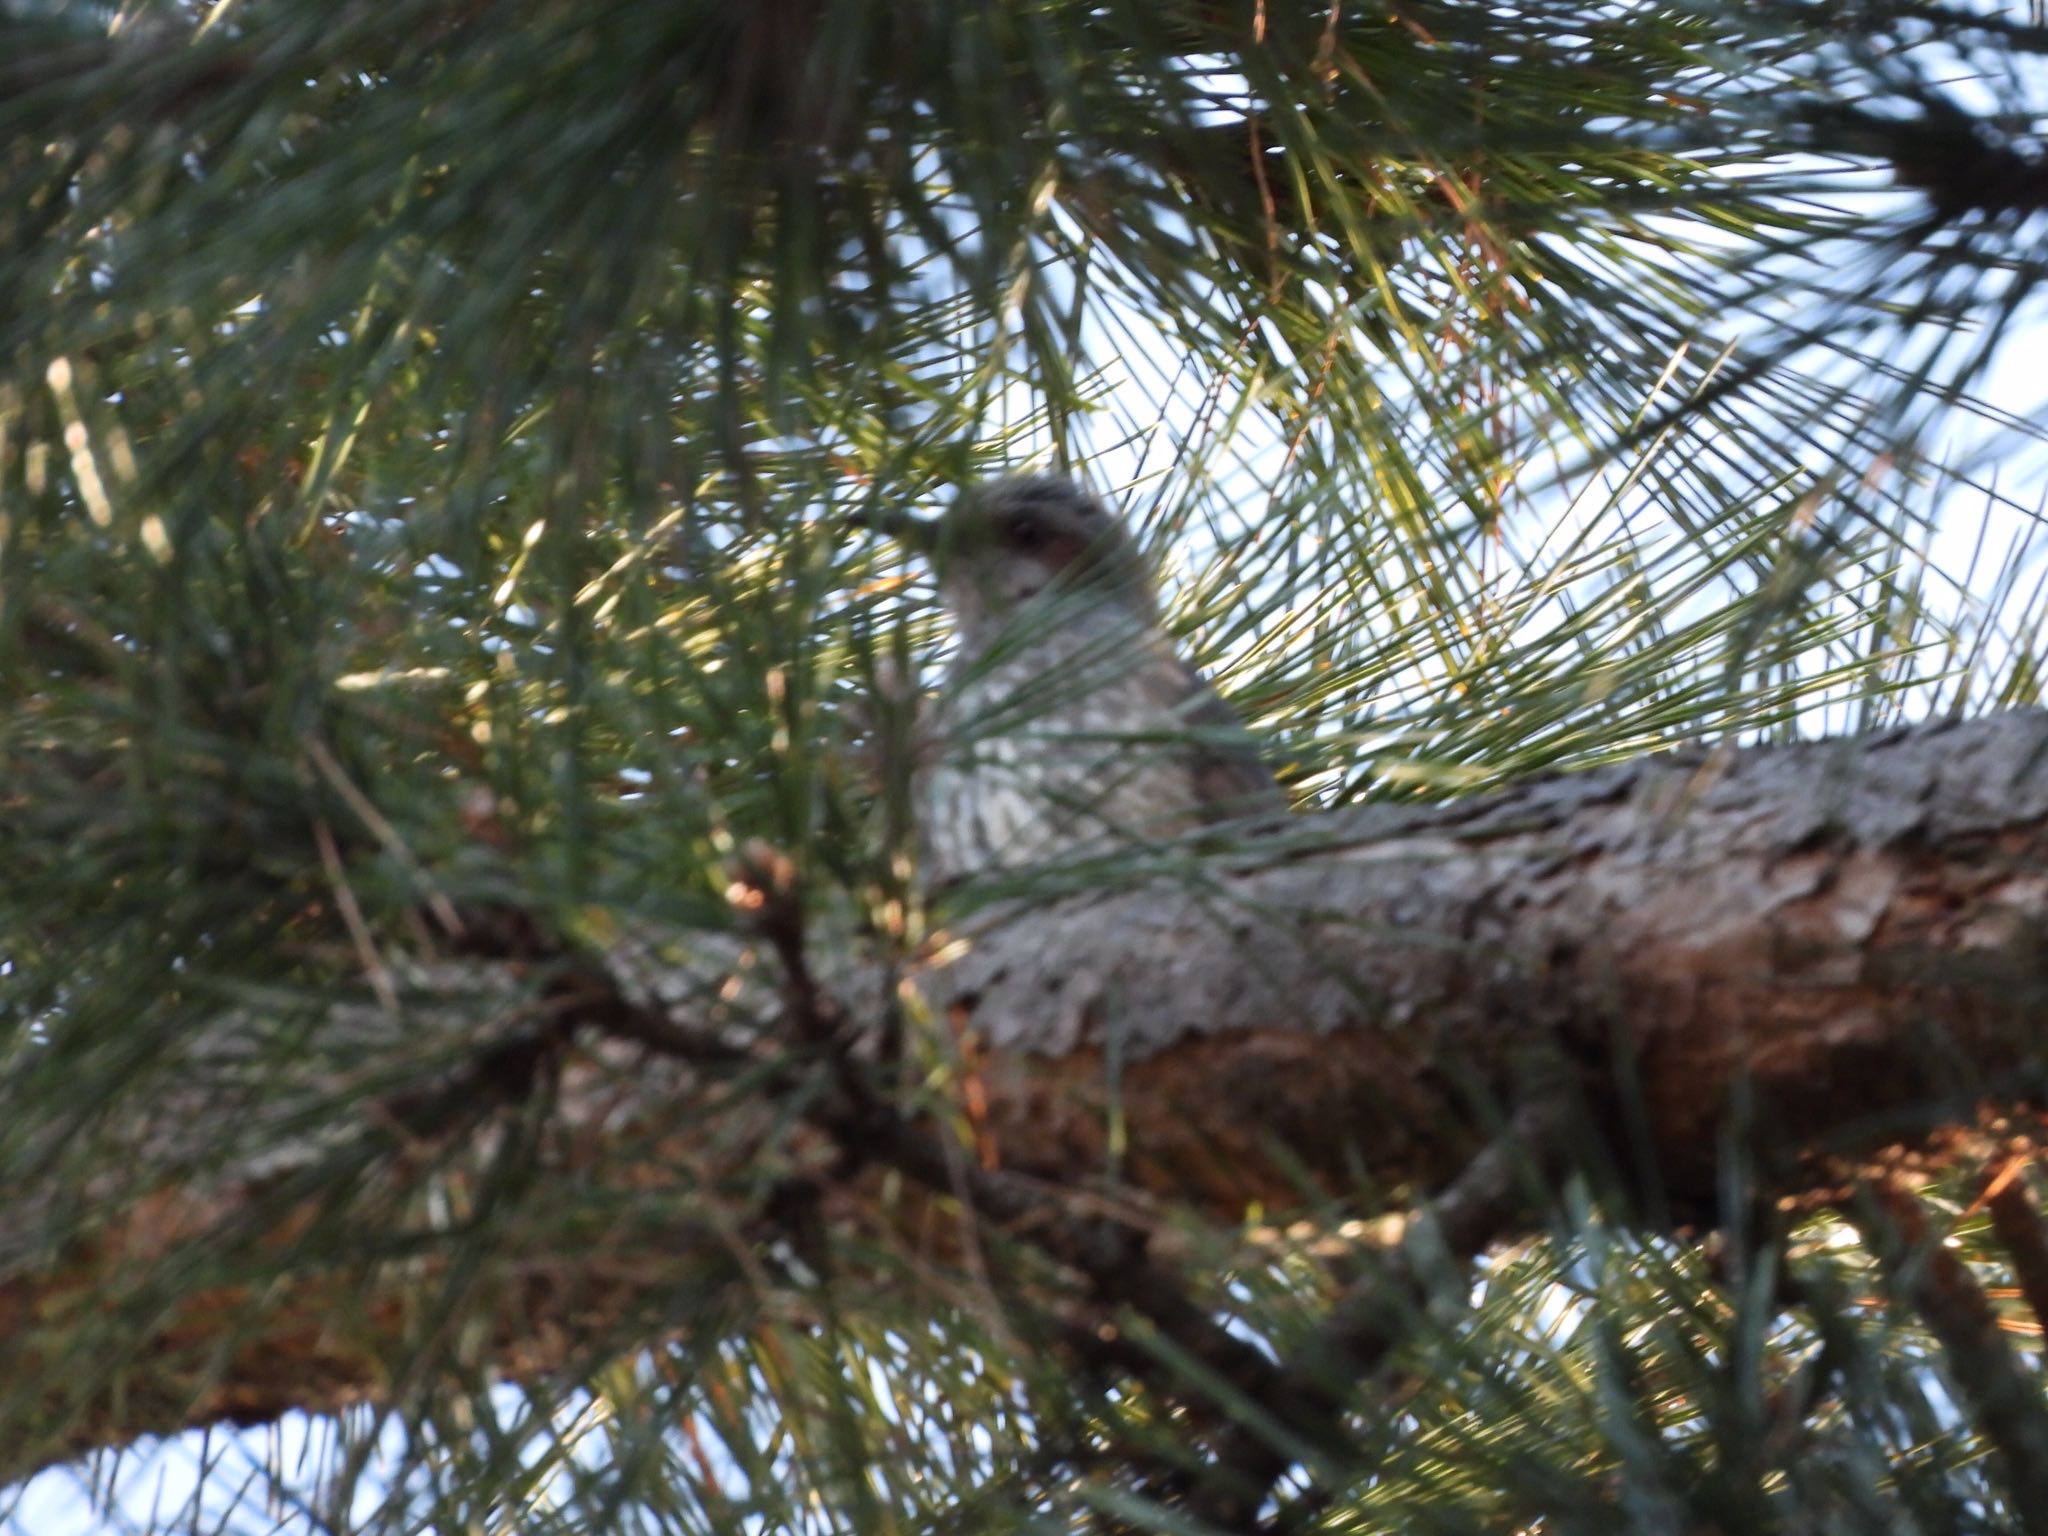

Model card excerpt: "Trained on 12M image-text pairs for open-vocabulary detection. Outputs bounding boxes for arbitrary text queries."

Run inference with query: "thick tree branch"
[925,711,2048,1217]
[7,710,2048,1471]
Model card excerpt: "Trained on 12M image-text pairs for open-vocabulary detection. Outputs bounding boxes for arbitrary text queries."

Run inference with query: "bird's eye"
[1008,516,1044,548]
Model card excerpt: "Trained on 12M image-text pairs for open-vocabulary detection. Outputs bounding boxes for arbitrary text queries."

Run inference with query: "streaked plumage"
[872,473,1284,883]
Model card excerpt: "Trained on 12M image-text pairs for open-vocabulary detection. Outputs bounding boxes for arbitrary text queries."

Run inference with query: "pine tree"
[5,2,2048,1530]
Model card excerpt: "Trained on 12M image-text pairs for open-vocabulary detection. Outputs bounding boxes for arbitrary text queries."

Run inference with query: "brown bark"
[935,710,2048,1212]
[7,710,2048,1475]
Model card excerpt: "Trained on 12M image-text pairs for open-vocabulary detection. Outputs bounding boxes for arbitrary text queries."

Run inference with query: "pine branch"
[1849,1179,2048,1536]
[7,710,2048,1475]
[1983,1164,2048,1341]
[1182,1099,1571,1530]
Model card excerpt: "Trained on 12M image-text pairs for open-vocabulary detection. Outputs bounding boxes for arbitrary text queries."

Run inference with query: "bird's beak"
[848,504,942,557]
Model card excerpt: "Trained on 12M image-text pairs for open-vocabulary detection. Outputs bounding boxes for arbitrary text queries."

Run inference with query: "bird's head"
[866,473,1160,648]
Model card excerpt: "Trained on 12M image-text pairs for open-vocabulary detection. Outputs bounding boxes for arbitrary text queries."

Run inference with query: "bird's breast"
[920,622,1218,883]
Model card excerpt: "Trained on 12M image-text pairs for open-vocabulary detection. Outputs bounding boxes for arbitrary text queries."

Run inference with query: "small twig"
[443,888,1553,1531]
[1978,1158,2048,1340]
[1186,1098,1572,1530]
[23,594,130,674]
[710,852,1316,1467]
[312,816,399,1014]
[1848,1178,2048,1536]
[727,840,842,1048]
[369,945,735,1142]
[856,1107,1295,1406]
[376,1011,570,1140]
[303,734,464,938]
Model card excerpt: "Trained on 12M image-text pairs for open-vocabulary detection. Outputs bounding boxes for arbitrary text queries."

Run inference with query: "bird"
[865,472,1286,886]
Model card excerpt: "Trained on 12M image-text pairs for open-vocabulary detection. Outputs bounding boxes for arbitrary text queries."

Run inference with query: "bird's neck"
[949,586,1160,673]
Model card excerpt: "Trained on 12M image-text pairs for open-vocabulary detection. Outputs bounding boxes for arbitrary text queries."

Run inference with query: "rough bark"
[7,710,2048,1474]
[934,709,2048,1215]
